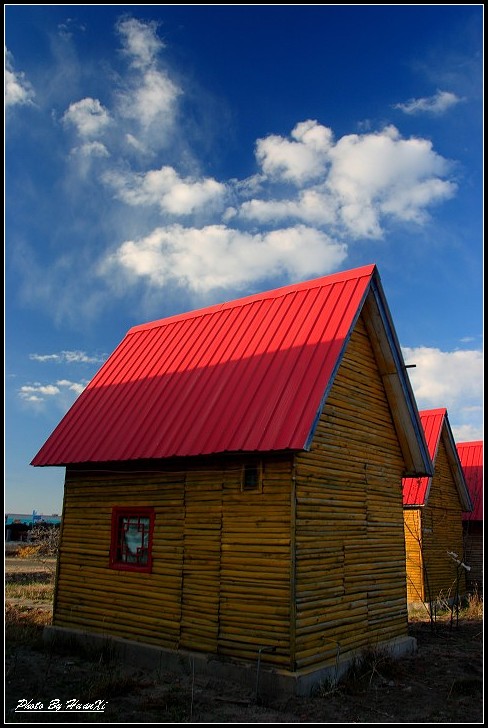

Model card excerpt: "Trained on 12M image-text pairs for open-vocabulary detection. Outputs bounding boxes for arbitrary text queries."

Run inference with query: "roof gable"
[403,409,472,510]
[457,441,483,521]
[31,264,432,475]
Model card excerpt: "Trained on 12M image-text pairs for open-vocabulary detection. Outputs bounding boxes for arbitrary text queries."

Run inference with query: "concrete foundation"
[43,625,417,699]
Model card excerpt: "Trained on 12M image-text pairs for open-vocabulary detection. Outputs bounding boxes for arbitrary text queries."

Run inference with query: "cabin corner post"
[52,470,69,621]
[290,458,297,672]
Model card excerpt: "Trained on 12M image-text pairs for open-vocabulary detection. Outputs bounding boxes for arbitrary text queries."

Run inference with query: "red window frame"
[109,506,154,572]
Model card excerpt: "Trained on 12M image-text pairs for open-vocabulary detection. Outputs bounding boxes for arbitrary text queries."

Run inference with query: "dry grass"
[5,567,55,648]
[408,589,483,624]
[463,588,484,619]
[5,581,54,601]
[16,544,43,559]
[5,602,52,649]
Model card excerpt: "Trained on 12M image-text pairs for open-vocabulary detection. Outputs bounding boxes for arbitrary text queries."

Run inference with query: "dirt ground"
[5,558,484,724]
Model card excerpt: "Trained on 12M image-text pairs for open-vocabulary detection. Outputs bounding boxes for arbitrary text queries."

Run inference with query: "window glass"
[110,507,154,571]
[117,515,150,565]
[242,461,262,491]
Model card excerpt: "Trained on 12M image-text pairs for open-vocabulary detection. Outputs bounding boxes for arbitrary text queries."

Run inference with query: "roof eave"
[441,421,474,512]
[363,274,434,478]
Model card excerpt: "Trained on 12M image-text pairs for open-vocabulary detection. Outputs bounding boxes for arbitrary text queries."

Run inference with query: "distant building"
[402,409,472,605]
[457,440,483,596]
[5,513,61,541]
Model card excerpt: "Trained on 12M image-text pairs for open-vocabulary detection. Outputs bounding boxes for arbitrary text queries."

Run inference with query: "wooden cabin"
[457,440,483,596]
[402,409,472,606]
[32,264,433,696]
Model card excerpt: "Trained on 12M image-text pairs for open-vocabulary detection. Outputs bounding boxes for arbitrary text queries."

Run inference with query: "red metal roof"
[402,409,471,510]
[31,263,431,471]
[457,441,483,520]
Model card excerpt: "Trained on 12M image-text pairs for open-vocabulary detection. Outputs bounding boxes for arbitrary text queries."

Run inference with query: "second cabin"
[402,408,472,606]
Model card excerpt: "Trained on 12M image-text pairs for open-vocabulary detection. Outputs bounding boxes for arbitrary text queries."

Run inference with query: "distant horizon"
[5,511,61,521]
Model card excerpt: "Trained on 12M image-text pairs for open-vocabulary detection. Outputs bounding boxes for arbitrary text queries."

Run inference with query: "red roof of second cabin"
[457,441,483,521]
[402,408,471,511]
[403,409,446,506]
[32,264,379,466]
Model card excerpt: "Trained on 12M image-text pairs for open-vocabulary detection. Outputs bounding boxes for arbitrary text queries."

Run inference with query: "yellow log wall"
[417,438,468,603]
[218,457,293,666]
[54,471,185,650]
[54,456,293,666]
[294,313,409,670]
[403,509,424,602]
[463,521,483,595]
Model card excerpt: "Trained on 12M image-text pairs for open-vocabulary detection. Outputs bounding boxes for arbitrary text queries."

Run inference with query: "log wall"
[404,438,467,604]
[420,438,467,602]
[54,471,185,649]
[293,313,409,670]
[463,521,483,596]
[403,509,424,602]
[54,455,293,667]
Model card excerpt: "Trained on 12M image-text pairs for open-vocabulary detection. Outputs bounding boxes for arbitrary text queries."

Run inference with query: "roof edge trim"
[368,273,433,477]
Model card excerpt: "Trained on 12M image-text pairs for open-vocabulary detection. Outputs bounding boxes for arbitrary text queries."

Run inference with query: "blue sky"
[5,5,483,515]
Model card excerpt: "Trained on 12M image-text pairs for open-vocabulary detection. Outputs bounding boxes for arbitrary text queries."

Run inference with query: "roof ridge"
[128,264,377,334]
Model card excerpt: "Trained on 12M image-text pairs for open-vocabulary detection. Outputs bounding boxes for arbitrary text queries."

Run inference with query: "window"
[109,507,154,572]
[241,460,263,492]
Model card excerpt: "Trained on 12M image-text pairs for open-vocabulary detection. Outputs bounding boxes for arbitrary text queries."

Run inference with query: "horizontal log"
[54,614,180,648]
[55,600,180,630]
[217,627,289,646]
[179,637,217,652]
[217,643,289,665]
[220,603,289,618]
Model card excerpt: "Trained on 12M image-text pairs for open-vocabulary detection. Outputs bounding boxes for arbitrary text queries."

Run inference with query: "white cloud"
[380,178,456,222]
[101,19,183,156]
[453,423,484,443]
[29,354,59,363]
[117,67,181,132]
[402,346,483,440]
[55,379,86,394]
[327,126,456,236]
[103,166,226,216]
[57,19,87,39]
[255,120,333,184]
[240,123,456,239]
[125,133,146,153]
[237,189,338,227]
[5,48,35,108]
[68,141,111,179]
[62,97,111,138]
[29,350,105,364]
[57,19,179,159]
[394,90,463,115]
[116,17,164,69]
[100,223,347,292]
[20,384,61,398]
[72,141,110,158]
[18,379,88,407]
